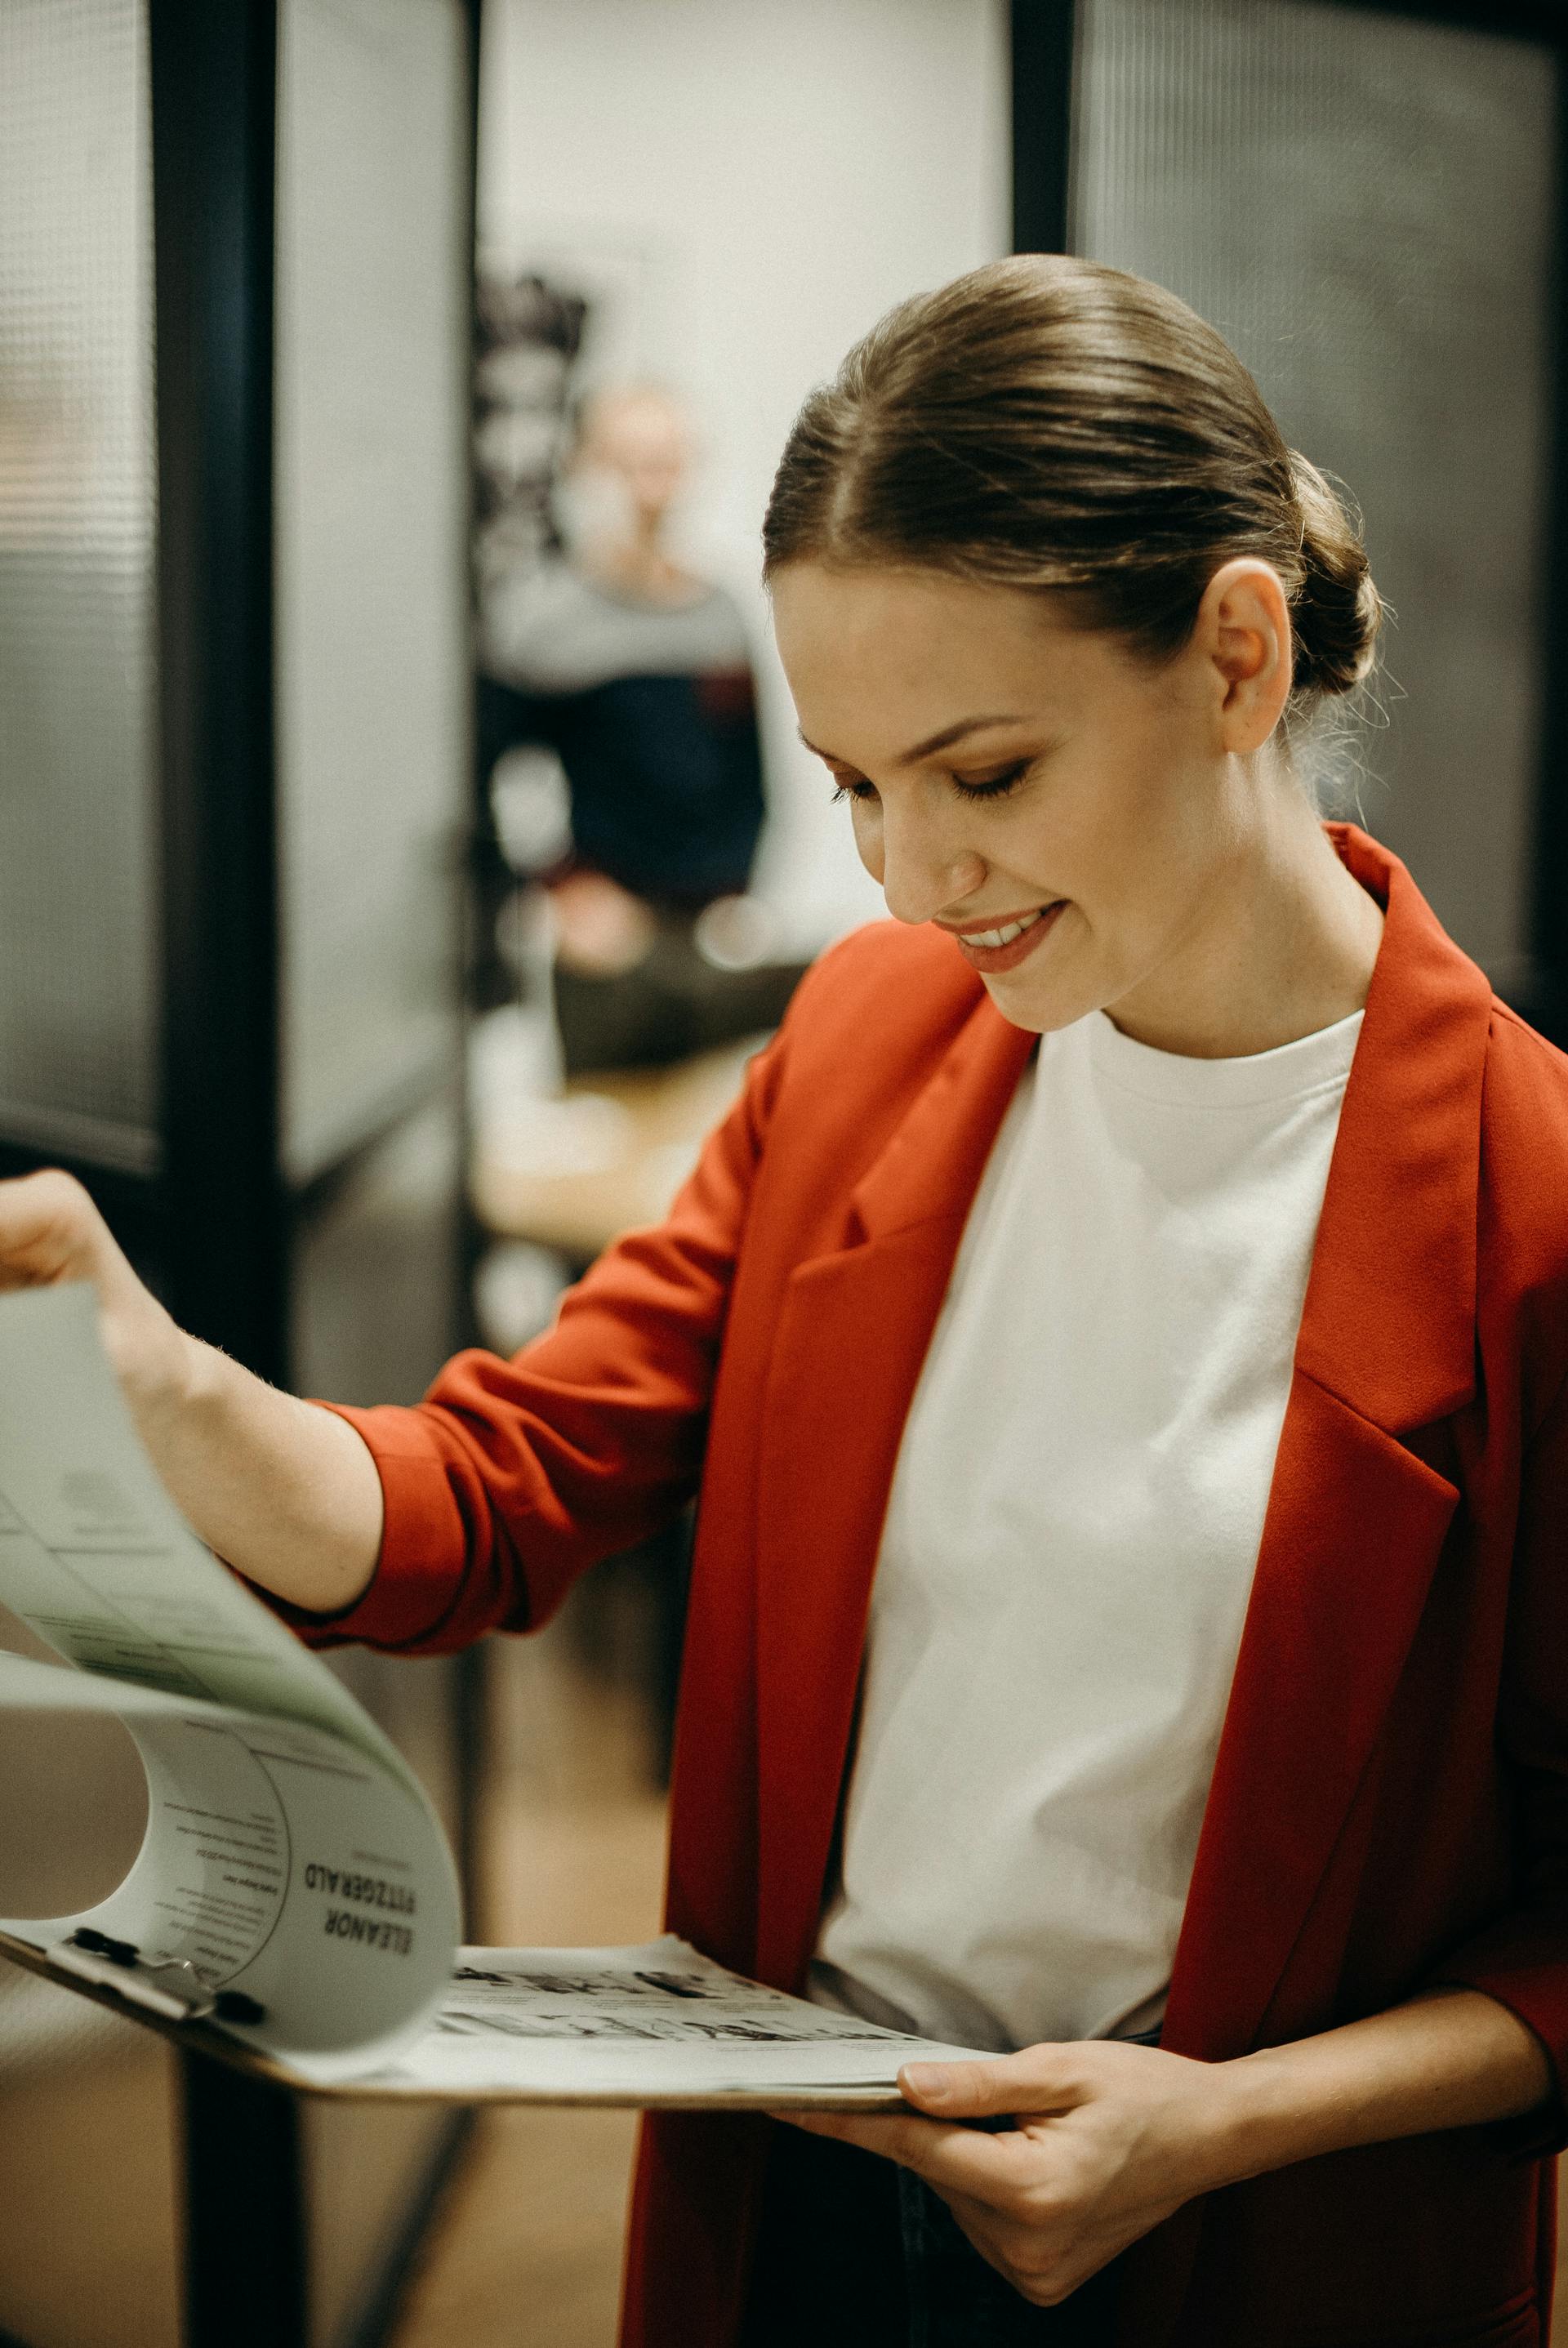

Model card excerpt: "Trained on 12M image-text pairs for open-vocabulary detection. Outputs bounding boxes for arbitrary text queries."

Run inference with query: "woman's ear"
[1196,558,1294,754]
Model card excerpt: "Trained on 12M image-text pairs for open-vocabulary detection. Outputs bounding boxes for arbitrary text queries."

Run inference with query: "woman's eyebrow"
[796,713,1027,767]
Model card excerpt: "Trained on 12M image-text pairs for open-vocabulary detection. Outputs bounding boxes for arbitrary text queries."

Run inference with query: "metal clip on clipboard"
[48,1928,265,2026]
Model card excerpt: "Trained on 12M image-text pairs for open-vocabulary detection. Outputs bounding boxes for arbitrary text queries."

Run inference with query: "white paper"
[0,1287,985,2104]
[351,1937,982,2102]
[0,1285,459,2079]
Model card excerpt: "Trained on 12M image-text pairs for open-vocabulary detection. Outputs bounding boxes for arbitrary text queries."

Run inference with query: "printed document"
[0,1286,979,2104]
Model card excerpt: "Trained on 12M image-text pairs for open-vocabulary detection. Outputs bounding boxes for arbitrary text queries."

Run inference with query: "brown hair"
[762,255,1381,707]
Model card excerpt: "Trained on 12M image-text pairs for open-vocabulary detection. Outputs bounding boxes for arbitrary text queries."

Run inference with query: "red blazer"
[297,826,1568,2348]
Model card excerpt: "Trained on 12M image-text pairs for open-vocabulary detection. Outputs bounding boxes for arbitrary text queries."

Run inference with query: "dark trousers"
[737,2123,1127,2348]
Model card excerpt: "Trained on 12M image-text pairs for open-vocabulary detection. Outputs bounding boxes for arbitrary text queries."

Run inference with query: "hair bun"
[1288,452,1383,698]
[764,256,1383,726]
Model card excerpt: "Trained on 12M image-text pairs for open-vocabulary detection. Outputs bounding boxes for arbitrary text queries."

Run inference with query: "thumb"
[899,2052,1060,2119]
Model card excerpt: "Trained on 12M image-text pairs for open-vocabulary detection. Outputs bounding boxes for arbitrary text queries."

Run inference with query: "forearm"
[1207,1989,1553,2190]
[0,1170,384,1612]
[130,1326,384,1613]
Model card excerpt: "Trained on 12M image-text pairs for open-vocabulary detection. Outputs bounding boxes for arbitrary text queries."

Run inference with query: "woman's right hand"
[0,1170,191,1410]
[0,1171,381,1609]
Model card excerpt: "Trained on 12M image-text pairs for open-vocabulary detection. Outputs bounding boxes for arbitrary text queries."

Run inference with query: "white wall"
[478,0,1010,947]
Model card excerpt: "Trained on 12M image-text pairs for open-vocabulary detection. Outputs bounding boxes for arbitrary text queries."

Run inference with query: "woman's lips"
[942,900,1065,974]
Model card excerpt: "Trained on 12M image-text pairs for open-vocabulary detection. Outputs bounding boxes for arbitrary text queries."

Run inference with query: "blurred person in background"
[5,257,1568,2348]
[480,380,805,1072]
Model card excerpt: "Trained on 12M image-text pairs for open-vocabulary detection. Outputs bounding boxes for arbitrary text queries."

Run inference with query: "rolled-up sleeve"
[267,1028,786,1658]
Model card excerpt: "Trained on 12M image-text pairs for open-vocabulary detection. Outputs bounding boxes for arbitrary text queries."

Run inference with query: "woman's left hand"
[781,2040,1241,2308]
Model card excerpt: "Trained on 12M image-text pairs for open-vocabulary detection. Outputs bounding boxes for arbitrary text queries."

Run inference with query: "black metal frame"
[1008,0,1568,1034]
[145,9,301,2336]
[140,2,485,2343]
[1009,0,1077,256]
[180,2065,473,2348]
[150,0,287,1382]
[180,2060,308,2346]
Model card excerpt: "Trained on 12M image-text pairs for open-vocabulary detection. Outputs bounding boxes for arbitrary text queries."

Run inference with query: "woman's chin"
[979,952,1099,1037]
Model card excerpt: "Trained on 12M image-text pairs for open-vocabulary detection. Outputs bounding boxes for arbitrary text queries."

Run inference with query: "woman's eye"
[951,760,1030,803]
[830,761,1031,806]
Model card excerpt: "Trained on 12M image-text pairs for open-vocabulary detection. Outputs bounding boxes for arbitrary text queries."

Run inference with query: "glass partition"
[1073,0,1557,988]
[0,0,160,1171]
[274,0,472,1187]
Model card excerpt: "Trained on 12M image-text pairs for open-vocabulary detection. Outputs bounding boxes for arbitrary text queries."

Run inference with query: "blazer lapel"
[752,994,1034,1988]
[1161,827,1491,2062]
[1159,1376,1461,2061]
[750,823,1494,2060]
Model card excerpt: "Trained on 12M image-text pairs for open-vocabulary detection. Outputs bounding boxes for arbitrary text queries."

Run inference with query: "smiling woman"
[768,559,1385,1049]
[764,256,1386,1056]
[2,256,1568,2348]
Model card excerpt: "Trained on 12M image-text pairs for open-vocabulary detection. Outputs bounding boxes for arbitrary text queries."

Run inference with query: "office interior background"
[0,0,1564,2342]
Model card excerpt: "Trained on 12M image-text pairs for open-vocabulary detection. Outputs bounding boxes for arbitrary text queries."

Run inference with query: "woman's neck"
[1107,785,1385,1061]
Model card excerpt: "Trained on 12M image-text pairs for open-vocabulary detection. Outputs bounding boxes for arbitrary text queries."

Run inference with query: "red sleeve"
[1423,1371,1568,2150]
[271,1030,786,1658]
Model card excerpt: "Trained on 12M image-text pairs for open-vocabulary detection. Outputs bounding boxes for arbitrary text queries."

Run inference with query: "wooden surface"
[470,1040,756,1259]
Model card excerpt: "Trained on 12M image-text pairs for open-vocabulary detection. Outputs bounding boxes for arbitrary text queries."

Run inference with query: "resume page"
[0,1285,459,2078]
[0,1288,982,2105]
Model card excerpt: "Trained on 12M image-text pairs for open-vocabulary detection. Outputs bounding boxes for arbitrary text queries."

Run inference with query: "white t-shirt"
[808,1004,1363,2052]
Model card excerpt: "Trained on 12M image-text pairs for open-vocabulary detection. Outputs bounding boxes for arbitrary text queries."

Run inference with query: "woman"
[4,257,1567,2348]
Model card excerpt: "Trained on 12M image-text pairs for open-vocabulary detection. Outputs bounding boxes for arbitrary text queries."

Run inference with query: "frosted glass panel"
[275,0,471,1186]
[0,0,159,1169]
[1073,0,1556,983]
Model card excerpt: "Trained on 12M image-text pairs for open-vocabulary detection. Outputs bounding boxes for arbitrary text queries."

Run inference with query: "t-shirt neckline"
[1081,1005,1365,1110]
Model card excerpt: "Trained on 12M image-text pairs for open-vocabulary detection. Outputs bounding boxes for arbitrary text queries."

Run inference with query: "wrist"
[1189,2047,1306,2193]
[1181,1992,1560,2194]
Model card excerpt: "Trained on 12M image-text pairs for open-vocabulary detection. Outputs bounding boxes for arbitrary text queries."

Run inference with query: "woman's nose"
[879,825,987,927]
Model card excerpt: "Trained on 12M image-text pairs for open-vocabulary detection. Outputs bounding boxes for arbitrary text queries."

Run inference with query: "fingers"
[939,2185,1116,2310]
[778,2105,1045,2203]
[780,2088,1156,2311]
[774,2107,956,2176]
[0,1170,104,1290]
[777,2112,1081,2306]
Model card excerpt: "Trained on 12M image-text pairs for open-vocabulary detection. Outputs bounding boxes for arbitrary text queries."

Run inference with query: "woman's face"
[769,561,1284,1040]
